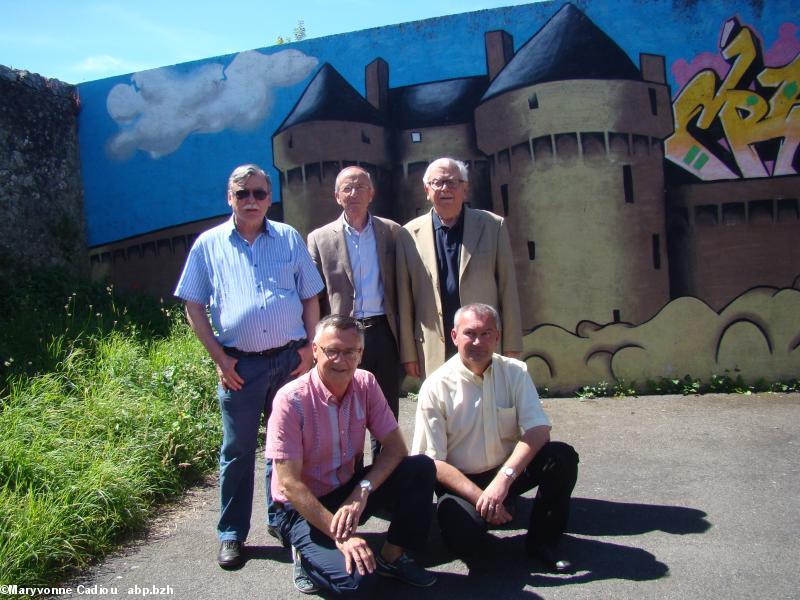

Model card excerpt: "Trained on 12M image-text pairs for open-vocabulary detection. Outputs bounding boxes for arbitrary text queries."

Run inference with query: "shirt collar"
[431,207,465,233]
[452,352,497,385]
[341,212,372,235]
[310,366,352,405]
[226,215,272,241]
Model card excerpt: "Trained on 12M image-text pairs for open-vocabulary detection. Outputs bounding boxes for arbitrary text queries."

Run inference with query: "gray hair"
[423,158,469,185]
[334,166,373,192]
[228,164,271,192]
[313,314,366,344]
[454,303,501,331]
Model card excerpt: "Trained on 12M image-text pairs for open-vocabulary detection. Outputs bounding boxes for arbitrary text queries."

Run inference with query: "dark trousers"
[436,441,579,556]
[357,316,399,458]
[274,455,436,597]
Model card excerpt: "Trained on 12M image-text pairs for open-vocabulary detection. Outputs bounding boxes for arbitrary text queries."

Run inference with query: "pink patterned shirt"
[266,367,399,503]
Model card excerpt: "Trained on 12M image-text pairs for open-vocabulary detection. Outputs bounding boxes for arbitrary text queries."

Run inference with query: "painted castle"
[87,2,799,338]
[271,2,800,332]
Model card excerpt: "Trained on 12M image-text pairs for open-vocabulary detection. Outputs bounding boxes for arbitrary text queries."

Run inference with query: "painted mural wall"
[77,0,800,393]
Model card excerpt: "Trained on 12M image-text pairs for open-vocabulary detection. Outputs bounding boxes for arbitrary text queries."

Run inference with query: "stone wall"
[0,65,87,276]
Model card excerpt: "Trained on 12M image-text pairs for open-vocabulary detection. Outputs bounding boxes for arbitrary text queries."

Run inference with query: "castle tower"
[474,3,674,331]
[272,63,390,238]
[388,77,491,223]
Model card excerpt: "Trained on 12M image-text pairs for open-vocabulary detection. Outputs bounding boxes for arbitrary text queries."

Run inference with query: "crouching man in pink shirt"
[267,315,437,596]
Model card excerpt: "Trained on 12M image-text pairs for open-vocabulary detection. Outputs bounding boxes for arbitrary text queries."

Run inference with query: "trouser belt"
[356,315,388,328]
[223,339,306,358]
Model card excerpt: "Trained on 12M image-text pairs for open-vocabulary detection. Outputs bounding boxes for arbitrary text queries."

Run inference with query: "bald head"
[335,166,373,192]
[334,166,375,230]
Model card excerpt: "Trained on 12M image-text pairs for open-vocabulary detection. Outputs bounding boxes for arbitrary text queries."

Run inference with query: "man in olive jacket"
[396,157,522,379]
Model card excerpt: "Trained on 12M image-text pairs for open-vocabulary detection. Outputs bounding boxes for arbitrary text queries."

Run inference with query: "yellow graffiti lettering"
[666,17,800,180]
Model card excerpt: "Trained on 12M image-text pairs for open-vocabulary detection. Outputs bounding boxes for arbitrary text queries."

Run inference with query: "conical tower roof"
[481,3,641,103]
[275,63,386,133]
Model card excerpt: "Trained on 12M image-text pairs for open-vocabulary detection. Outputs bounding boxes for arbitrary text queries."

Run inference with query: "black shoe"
[217,540,244,569]
[267,525,289,548]
[529,543,573,573]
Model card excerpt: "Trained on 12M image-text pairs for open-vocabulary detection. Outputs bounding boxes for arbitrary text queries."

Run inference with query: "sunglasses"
[233,188,269,201]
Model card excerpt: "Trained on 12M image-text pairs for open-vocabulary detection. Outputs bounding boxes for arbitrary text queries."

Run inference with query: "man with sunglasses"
[175,163,323,569]
[307,167,401,458]
[396,157,522,379]
[267,315,437,595]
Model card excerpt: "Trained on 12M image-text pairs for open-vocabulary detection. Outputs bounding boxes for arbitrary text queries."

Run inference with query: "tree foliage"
[276,19,306,45]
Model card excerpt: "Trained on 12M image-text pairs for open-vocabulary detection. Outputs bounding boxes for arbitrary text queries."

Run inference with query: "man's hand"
[336,536,375,575]
[330,493,367,542]
[216,353,244,391]
[476,476,513,525]
[185,301,245,392]
[290,343,314,377]
[403,361,421,378]
[485,503,513,525]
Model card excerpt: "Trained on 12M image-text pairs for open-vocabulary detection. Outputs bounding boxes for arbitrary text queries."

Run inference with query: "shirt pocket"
[497,406,519,443]
[264,261,296,299]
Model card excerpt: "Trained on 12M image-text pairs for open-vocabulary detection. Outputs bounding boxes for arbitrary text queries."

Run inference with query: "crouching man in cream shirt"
[412,302,579,573]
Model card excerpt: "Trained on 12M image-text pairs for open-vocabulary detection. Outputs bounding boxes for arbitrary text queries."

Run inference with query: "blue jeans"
[216,341,302,542]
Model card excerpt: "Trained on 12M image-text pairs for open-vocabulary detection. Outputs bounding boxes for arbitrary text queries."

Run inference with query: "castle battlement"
[485,130,665,176]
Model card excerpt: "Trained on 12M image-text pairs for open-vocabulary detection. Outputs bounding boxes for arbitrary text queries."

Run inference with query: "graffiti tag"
[666,17,800,180]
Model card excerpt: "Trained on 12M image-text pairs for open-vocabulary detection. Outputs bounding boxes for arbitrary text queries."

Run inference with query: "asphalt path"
[57,393,800,599]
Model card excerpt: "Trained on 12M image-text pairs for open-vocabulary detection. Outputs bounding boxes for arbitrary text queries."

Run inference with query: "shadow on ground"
[348,493,702,598]
[568,497,711,536]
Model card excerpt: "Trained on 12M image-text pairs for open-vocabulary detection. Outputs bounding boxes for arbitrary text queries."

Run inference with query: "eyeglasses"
[426,178,464,190]
[338,185,370,195]
[318,345,363,360]
[233,188,269,201]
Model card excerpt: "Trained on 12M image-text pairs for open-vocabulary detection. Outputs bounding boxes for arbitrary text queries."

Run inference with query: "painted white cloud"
[106,49,319,159]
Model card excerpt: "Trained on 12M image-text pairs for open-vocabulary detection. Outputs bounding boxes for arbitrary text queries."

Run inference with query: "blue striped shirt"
[174,217,323,351]
[342,214,385,318]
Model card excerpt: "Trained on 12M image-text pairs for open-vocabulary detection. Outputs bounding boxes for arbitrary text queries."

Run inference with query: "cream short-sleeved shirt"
[412,353,550,474]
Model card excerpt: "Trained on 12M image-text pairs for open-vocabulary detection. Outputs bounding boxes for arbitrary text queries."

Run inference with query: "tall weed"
[0,267,171,391]
[0,272,218,586]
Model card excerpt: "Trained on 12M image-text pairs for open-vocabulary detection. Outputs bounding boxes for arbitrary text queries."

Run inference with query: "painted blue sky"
[7,0,795,247]
[1,0,539,83]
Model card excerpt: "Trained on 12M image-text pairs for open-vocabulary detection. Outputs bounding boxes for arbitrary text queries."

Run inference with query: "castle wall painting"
[77,0,799,393]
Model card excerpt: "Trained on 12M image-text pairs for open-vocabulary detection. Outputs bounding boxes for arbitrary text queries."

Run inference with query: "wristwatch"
[359,479,373,494]
[502,466,516,480]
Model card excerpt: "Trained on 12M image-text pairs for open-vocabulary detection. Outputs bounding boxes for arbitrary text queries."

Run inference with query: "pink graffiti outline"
[671,19,799,95]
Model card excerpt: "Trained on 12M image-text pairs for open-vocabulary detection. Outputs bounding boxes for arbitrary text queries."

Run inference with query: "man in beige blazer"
[396,157,522,379]
[307,166,401,425]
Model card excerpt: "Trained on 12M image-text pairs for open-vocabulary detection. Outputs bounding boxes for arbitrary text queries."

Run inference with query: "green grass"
[0,268,172,390]
[0,270,219,587]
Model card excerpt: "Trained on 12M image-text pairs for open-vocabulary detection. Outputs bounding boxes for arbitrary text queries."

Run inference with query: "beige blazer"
[396,208,522,377]
[307,214,401,343]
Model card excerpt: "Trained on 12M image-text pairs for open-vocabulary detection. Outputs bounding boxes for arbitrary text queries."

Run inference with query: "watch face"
[503,467,514,477]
